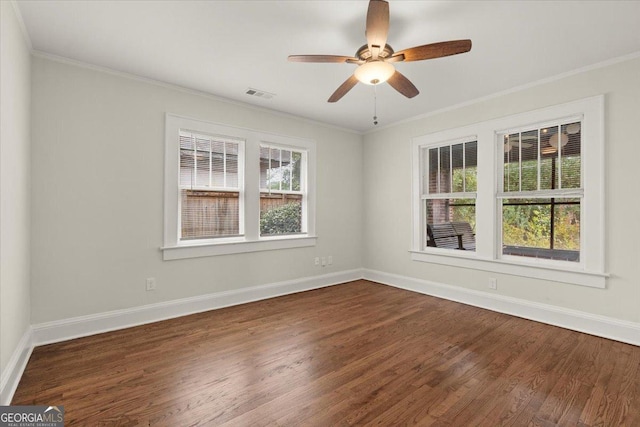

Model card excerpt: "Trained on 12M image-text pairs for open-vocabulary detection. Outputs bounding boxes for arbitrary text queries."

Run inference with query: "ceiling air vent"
[245,88,275,100]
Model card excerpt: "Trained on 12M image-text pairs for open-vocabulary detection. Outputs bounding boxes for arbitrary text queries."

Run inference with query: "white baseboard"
[31,268,363,347]
[0,327,33,405]
[7,267,638,406]
[363,269,640,346]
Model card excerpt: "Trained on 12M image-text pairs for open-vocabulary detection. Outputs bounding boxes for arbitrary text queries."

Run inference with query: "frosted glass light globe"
[354,61,395,85]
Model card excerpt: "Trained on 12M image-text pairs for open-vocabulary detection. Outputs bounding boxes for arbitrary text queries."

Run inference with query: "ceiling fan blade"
[385,54,405,63]
[387,71,419,98]
[288,55,358,63]
[366,0,389,60]
[392,39,472,62]
[328,74,359,103]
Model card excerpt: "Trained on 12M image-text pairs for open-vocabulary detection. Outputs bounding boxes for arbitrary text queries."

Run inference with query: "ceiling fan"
[288,0,472,103]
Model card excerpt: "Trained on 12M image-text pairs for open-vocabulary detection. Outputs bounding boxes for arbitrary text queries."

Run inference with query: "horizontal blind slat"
[497,189,583,199]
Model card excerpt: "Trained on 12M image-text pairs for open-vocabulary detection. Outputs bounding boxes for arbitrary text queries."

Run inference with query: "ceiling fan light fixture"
[354,60,395,85]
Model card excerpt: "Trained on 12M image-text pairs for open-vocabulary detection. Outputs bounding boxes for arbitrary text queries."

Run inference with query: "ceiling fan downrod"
[287,0,471,104]
[373,85,378,125]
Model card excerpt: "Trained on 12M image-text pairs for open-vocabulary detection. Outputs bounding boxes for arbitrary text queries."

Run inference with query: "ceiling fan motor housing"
[287,0,472,102]
[355,44,395,61]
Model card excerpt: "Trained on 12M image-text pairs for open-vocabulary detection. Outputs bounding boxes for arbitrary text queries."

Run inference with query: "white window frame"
[259,143,308,237]
[411,96,607,288]
[421,138,478,250]
[163,114,316,260]
[178,131,245,239]
[496,119,584,268]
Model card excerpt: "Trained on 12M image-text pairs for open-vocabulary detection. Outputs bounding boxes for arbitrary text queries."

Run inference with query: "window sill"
[410,250,608,288]
[162,235,317,260]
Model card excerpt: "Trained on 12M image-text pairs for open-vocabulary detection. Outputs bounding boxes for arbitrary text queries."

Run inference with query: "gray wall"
[0,2,32,375]
[363,57,640,323]
[30,56,363,323]
[6,26,640,383]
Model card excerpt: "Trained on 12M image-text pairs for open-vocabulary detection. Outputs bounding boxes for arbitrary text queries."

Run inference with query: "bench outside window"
[411,96,606,288]
[422,139,478,253]
[427,221,476,251]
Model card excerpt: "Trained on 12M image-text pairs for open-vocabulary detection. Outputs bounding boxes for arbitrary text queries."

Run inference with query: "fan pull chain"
[373,85,378,126]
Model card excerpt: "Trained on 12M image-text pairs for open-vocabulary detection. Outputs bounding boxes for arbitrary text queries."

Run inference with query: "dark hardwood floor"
[12,280,640,426]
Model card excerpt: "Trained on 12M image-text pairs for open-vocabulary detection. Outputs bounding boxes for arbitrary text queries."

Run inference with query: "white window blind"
[164,114,317,260]
[498,120,582,262]
[179,131,243,240]
[411,96,605,287]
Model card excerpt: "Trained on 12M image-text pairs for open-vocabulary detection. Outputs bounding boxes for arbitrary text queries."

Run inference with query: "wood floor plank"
[11,280,640,426]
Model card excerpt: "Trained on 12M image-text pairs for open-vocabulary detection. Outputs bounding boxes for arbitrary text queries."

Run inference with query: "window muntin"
[410,96,604,287]
[179,131,243,240]
[422,140,478,251]
[164,114,317,259]
[498,121,582,262]
[259,145,306,236]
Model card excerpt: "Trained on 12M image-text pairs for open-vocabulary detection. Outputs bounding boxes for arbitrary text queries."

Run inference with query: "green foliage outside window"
[260,202,302,235]
[502,154,581,251]
[451,166,477,231]
[502,200,580,250]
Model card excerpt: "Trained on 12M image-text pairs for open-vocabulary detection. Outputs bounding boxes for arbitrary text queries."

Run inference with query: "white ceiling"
[15,1,640,133]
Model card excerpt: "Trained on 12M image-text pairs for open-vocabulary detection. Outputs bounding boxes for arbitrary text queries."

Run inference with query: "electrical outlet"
[321,257,327,267]
[146,277,157,291]
[489,278,497,290]
[327,255,333,265]
[314,257,320,266]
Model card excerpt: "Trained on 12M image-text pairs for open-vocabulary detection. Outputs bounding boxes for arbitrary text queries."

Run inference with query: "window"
[411,96,606,288]
[164,114,316,260]
[260,145,306,236]
[499,122,582,262]
[423,140,477,251]
[179,131,243,239]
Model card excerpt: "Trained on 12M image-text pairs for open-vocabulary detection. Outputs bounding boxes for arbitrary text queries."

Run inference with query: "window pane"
[181,190,239,239]
[211,140,225,187]
[520,130,538,191]
[292,151,302,191]
[540,126,559,190]
[561,122,581,189]
[260,195,302,236]
[195,136,210,187]
[425,198,476,251]
[428,148,438,193]
[503,133,520,192]
[281,150,292,191]
[269,148,281,191]
[259,145,306,236]
[261,146,305,193]
[226,142,238,188]
[451,143,464,193]
[502,198,579,262]
[553,202,580,251]
[259,146,270,189]
[439,146,451,193]
[464,141,477,192]
[179,133,194,187]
